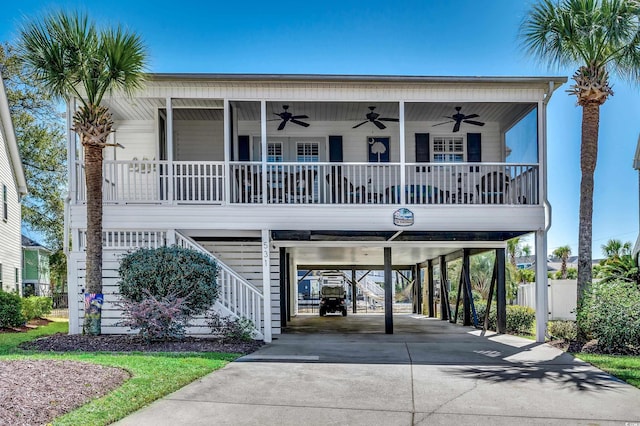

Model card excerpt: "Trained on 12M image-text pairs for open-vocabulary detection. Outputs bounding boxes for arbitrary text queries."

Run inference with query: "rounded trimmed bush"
[118,246,219,315]
[0,291,25,328]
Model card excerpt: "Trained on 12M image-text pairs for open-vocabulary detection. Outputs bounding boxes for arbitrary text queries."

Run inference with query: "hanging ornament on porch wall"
[84,293,104,335]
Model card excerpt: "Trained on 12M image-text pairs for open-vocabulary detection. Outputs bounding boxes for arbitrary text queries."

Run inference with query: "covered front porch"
[71,96,543,208]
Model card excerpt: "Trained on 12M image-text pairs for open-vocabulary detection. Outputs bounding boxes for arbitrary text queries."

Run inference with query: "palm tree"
[553,245,572,279]
[521,0,640,338]
[507,237,521,267]
[18,11,147,335]
[601,238,632,259]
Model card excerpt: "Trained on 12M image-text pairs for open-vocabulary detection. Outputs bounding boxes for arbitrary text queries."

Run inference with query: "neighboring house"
[65,74,566,342]
[22,235,51,297]
[0,71,27,294]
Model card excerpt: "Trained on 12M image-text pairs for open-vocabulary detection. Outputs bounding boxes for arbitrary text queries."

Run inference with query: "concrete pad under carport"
[116,315,640,425]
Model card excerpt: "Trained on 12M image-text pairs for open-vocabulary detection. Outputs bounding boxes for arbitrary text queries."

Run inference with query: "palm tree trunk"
[577,102,599,339]
[83,142,104,335]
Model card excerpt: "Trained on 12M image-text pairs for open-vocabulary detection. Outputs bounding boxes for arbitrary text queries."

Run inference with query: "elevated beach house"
[0,71,27,294]
[65,74,565,342]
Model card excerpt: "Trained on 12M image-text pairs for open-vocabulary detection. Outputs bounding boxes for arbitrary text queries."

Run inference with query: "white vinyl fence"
[517,279,577,320]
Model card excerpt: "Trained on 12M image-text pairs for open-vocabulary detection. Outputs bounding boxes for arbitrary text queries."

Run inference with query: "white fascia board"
[0,71,27,196]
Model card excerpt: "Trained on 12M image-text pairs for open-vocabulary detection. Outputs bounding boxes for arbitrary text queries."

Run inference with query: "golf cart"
[319,272,348,317]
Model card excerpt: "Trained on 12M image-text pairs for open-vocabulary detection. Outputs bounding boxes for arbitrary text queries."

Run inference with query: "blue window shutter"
[329,136,343,162]
[238,135,250,161]
[415,133,430,162]
[467,133,482,162]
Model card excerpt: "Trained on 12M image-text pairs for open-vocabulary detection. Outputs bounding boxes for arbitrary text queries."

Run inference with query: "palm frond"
[17,10,147,107]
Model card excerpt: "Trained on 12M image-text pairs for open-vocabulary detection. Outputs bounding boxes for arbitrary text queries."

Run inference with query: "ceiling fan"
[432,106,485,132]
[353,106,399,130]
[270,105,310,130]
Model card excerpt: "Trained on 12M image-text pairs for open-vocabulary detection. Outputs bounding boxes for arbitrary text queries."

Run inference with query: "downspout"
[542,80,555,234]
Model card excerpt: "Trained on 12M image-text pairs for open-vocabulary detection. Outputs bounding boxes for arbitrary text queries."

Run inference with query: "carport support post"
[415,264,422,314]
[439,255,449,321]
[496,248,506,334]
[463,249,471,326]
[261,229,272,343]
[535,229,549,343]
[427,261,435,317]
[384,247,393,334]
[351,267,357,314]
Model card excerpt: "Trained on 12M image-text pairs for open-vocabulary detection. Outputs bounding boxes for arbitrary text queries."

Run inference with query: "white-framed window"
[296,142,319,162]
[432,136,465,162]
[2,184,7,221]
[267,142,283,162]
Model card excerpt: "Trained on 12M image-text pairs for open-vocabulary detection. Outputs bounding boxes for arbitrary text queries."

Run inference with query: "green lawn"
[575,353,640,389]
[1,322,240,426]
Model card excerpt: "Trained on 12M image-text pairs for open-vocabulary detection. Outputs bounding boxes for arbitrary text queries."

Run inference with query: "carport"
[273,230,525,337]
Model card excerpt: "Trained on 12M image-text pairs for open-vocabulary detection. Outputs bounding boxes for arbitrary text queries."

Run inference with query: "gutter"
[542,80,556,233]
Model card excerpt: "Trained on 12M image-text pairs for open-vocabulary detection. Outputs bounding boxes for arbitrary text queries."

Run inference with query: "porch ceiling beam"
[296,264,415,271]
[276,240,506,249]
[418,247,506,268]
[271,230,527,242]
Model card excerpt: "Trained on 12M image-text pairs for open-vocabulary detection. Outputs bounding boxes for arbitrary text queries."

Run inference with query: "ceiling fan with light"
[270,105,310,130]
[353,106,399,130]
[432,106,485,132]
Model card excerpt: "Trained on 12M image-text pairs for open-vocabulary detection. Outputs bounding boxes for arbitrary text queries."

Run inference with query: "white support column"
[67,253,80,334]
[223,99,231,204]
[166,229,176,246]
[261,229,272,342]
[535,228,548,342]
[67,97,77,203]
[261,100,268,205]
[166,97,174,203]
[399,101,406,205]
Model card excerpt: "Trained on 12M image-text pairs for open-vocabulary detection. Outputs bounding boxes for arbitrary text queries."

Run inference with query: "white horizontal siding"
[68,240,282,336]
[105,120,156,161]
[70,204,545,233]
[175,119,224,161]
[130,81,548,104]
[199,241,281,334]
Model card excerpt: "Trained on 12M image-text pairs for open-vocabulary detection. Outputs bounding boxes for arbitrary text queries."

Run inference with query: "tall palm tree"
[18,11,147,335]
[553,245,572,279]
[521,0,640,338]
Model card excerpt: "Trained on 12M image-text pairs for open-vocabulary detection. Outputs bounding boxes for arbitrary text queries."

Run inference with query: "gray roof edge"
[147,73,568,85]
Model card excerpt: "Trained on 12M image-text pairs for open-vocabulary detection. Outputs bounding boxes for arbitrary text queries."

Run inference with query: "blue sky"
[2,0,639,257]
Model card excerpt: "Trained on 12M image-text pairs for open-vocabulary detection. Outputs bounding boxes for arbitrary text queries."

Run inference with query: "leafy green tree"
[18,11,147,334]
[0,43,67,290]
[521,0,640,339]
[553,245,572,279]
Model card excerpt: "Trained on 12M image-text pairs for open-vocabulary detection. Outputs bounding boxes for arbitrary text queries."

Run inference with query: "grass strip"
[576,353,640,389]
[1,322,240,425]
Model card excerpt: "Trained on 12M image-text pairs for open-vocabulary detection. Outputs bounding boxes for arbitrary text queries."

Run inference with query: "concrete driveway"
[116,315,640,425]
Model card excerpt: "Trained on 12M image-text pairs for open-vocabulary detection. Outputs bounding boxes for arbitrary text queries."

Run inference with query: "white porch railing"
[75,160,539,206]
[174,232,264,339]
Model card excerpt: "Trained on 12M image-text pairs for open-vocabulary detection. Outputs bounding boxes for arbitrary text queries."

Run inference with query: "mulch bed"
[548,338,639,356]
[0,359,130,426]
[19,333,264,354]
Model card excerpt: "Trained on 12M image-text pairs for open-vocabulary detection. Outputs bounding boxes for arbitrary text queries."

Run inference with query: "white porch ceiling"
[103,98,534,130]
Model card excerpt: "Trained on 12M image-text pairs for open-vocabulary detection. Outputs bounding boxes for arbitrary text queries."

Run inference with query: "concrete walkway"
[116,315,640,425]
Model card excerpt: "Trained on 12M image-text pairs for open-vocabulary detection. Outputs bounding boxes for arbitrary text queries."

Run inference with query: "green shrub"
[474,302,534,334]
[207,311,255,342]
[21,296,53,321]
[118,246,219,316]
[548,320,577,341]
[578,280,640,353]
[0,291,25,327]
[507,305,536,334]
